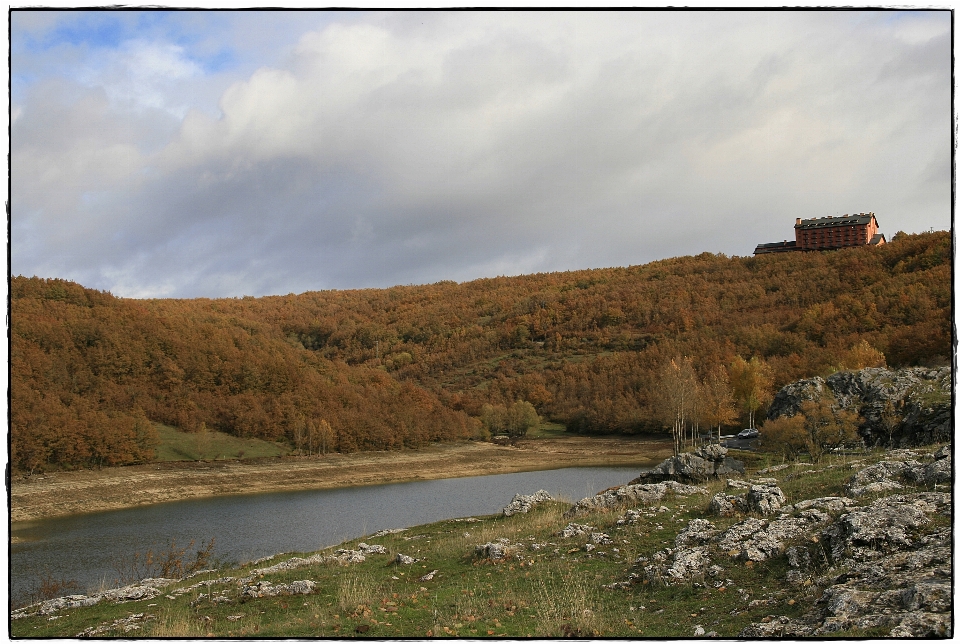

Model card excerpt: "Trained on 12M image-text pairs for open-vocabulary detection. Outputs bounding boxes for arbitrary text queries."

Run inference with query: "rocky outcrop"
[710,480,787,516]
[11,578,177,618]
[739,493,952,637]
[846,447,952,497]
[563,480,707,518]
[630,445,745,484]
[767,366,952,447]
[502,490,554,517]
[240,579,316,598]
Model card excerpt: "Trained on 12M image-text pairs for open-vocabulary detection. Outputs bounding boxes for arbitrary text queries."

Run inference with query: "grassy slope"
[13,445,948,638]
[153,424,290,462]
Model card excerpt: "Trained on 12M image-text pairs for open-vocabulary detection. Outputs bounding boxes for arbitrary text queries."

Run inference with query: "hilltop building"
[754,213,886,255]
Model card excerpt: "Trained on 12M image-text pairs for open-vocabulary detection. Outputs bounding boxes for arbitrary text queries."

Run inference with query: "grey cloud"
[11,11,952,298]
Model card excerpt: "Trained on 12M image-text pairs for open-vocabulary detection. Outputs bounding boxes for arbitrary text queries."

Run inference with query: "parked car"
[737,428,760,439]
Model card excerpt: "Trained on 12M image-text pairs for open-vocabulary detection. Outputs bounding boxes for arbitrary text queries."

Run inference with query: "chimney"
[795,218,802,226]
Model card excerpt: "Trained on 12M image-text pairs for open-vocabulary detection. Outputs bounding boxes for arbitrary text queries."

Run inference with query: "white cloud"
[11,11,953,298]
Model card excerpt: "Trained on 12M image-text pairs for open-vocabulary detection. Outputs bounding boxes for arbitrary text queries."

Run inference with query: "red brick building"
[755,213,886,255]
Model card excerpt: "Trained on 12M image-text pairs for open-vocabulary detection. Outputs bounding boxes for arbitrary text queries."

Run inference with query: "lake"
[11,465,642,603]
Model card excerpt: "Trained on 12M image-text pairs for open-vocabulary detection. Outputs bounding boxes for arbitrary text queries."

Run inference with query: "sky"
[10,10,953,299]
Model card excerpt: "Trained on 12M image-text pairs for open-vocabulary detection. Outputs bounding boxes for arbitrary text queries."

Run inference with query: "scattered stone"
[558,523,594,538]
[502,490,554,516]
[394,553,418,565]
[356,543,388,555]
[418,570,438,581]
[371,528,407,538]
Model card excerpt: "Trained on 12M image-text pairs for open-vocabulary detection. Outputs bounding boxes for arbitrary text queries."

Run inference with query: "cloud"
[11,10,953,298]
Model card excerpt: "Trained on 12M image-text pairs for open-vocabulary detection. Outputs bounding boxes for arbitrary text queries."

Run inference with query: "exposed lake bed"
[11,435,674,523]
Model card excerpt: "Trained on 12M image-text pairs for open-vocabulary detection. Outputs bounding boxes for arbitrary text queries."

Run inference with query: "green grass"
[523,422,569,439]
[153,424,290,462]
[13,443,948,638]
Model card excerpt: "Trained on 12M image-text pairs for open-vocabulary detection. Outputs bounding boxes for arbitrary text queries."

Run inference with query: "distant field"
[153,424,290,462]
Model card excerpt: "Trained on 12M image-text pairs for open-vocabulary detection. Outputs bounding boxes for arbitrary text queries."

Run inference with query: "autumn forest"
[11,230,951,473]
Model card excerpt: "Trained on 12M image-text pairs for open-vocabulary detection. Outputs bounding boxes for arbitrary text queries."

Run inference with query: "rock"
[821,493,949,563]
[709,483,785,516]
[240,580,315,598]
[394,553,417,565]
[590,532,613,545]
[564,481,707,519]
[630,445,744,485]
[559,523,594,538]
[675,519,719,548]
[502,490,554,516]
[333,549,366,564]
[708,492,741,516]
[356,543,388,555]
[767,377,827,420]
[474,542,511,561]
[419,570,438,581]
[846,451,951,496]
[767,367,952,447]
[746,483,787,515]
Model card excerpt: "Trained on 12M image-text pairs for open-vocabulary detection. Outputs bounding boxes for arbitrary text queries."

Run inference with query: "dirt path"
[10,436,673,525]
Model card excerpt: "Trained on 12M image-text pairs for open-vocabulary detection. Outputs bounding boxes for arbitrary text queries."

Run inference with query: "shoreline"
[10,436,674,526]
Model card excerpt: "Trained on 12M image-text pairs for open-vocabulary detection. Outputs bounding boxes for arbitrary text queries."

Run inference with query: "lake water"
[11,466,642,602]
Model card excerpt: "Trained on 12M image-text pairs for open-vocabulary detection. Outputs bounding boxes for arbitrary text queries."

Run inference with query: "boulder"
[821,492,949,563]
[474,542,511,561]
[393,553,417,565]
[846,450,952,497]
[501,490,554,517]
[629,445,744,485]
[709,482,786,516]
[746,483,787,515]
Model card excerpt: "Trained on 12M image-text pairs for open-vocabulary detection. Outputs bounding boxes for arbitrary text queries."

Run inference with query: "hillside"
[11,230,951,472]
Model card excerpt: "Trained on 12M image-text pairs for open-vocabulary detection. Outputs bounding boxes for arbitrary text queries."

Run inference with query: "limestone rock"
[821,493,948,562]
[240,580,315,598]
[564,480,707,519]
[767,366,952,447]
[559,523,594,538]
[502,490,554,517]
[630,445,744,485]
[709,483,785,516]
[474,540,515,561]
[746,483,787,515]
[394,553,418,565]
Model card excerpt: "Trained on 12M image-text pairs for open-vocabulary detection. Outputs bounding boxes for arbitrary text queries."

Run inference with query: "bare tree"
[657,357,699,456]
[702,364,737,444]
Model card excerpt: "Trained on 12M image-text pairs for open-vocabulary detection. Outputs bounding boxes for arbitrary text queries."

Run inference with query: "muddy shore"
[10,436,674,525]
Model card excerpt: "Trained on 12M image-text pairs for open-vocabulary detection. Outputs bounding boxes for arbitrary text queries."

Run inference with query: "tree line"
[10,230,950,471]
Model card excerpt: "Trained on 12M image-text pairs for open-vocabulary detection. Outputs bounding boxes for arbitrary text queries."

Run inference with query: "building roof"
[795,213,876,229]
[754,240,797,254]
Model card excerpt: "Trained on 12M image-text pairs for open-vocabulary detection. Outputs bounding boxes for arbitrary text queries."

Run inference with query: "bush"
[760,392,860,462]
